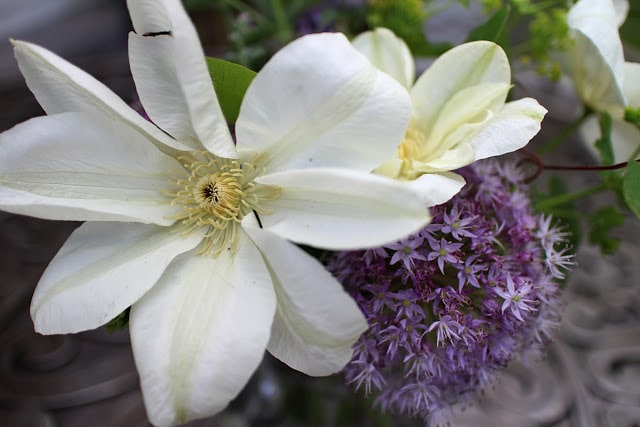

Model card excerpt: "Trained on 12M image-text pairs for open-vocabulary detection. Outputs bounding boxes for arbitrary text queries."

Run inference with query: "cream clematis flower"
[0,1,432,426]
[352,28,547,206]
[563,0,640,162]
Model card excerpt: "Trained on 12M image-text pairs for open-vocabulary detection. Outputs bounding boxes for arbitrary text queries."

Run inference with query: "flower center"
[165,151,280,257]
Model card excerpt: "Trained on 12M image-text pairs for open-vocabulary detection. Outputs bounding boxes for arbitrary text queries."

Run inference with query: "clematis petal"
[411,142,476,173]
[409,172,466,207]
[256,168,430,249]
[613,0,630,27]
[31,222,204,335]
[127,0,236,158]
[352,27,415,90]
[243,221,367,376]
[566,0,625,112]
[467,98,547,161]
[11,40,186,153]
[129,232,276,427]
[624,61,640,107]
[411,41,510,133]
[235,33,410,174]
[0,112,182,224]
[425,82,511,157]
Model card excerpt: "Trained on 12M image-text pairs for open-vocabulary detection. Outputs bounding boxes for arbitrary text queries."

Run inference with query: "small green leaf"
[205,57,257,124]
[623,159,640,219]
[466,5,511,43]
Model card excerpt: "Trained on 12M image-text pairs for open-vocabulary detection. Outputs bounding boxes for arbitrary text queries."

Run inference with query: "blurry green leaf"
[588,206,624,254]
[623,160,640,219]
[624,106,640,129]
[466,5,510,43]
[205,56,257,123]
[595,112,614,165]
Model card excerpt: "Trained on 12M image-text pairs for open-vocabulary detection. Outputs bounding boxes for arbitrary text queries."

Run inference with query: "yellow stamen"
[165,151,280,257]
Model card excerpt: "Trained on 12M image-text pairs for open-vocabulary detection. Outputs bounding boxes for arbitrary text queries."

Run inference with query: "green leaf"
[205,56,257,124]
[588,206,624,255]
[623,159,640,219]
[466,5,511,43]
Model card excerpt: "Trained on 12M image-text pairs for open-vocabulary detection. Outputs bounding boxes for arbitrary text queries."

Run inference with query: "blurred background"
[1,1,640,426]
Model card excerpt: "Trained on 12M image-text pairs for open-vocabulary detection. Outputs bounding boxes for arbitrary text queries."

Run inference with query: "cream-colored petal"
[623,61,640,107]
[130,233,275,427]
[11,39,185,153]
[409,172,466,207]
[31,222,204,335]
[256,168,430,250]
[424,82,511,158]
[126,0,236,158]
[244,222,367,376]
[411,41,510,133]
[235,33,410,174]
[467,98,547,161]
[0,112,182,224]
[352,27,415,90]
[566,0,625,112]
[411,142,475,173]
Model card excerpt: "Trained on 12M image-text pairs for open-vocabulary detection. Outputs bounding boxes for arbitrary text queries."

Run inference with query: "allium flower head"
[328,158,572,425]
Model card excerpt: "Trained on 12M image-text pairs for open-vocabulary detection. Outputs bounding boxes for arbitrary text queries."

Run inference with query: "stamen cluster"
[327,158,572,425]
[165,152,279,256]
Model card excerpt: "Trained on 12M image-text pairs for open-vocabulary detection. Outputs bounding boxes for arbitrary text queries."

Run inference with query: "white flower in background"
[563,0,640,162]
[352,28,547,206]
[0,0,433,425]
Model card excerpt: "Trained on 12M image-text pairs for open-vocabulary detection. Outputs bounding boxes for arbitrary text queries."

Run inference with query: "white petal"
[566,0,625,112]
[0,112,182,224]
[31,222,204,335]
[11,39,186,152]
[409,172,466,207]
[126,0,236,158]
[623,61,640,107]
[424,82,511,157]
[411,41,510,132]
[411,142,475,173]
[130,233,276,427]
[235,33,410,173]
[467,97,547,161]
[256,168,431,249]
[352,27,415,90]
[613,0,630,27]
[243,221,367,376]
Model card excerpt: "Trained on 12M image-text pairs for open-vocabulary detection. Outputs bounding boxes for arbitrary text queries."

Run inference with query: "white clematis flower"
[352,28,547,206]
[563,0,640,162]
[562,0,629,114]
[0,1,432,426]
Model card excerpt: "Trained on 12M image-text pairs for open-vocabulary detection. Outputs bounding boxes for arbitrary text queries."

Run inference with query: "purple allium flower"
[327,158,572,425]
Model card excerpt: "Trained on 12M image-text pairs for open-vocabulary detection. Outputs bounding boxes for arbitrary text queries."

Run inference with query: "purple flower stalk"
[327,158,572,425]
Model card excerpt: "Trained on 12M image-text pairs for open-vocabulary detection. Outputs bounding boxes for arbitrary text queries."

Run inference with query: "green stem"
[538,111,590,155]
[535,182,607,210]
